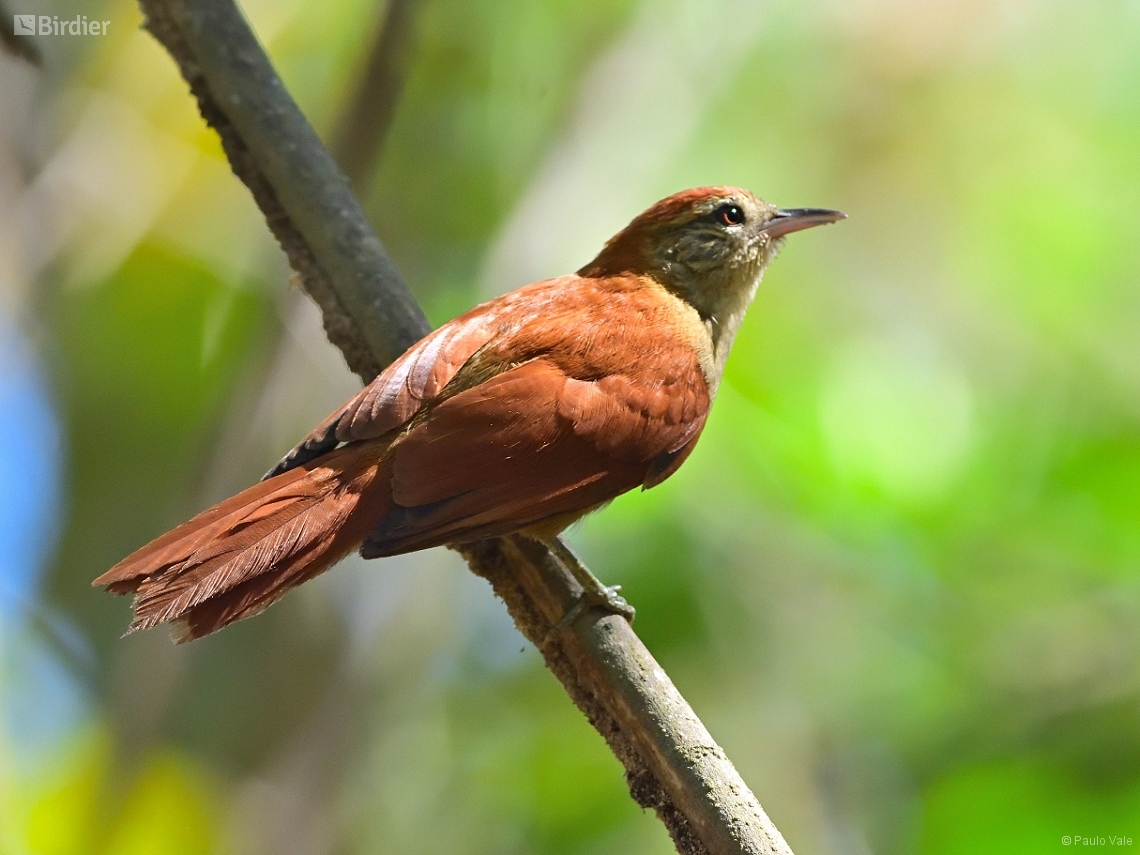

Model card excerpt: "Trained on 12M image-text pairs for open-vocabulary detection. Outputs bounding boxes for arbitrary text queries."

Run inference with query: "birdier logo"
[12,14,110,36]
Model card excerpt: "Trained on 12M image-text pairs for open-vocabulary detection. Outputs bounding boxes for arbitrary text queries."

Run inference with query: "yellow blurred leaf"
[101,754,217,855]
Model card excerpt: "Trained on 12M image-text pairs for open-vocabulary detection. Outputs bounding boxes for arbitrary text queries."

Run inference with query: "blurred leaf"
[102,752,217,855]
[21,732,108,855]
[922,760,1140,855]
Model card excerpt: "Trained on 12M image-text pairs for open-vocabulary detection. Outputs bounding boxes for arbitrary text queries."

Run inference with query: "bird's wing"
[266,277,577,477]
[361,288,711,554]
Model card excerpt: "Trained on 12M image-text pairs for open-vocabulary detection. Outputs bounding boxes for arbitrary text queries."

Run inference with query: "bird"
[94,186,845,642]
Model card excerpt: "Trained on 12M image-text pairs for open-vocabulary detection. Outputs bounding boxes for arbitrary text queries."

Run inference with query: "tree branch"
[135,1,795,853]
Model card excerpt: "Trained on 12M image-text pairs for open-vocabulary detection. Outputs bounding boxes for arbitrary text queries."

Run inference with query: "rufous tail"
[93,440,391,642]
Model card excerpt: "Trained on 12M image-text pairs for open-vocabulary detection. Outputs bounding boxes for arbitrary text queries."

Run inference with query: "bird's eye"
[715,204,745,226]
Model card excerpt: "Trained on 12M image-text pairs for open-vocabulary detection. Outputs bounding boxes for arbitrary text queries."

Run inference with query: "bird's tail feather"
[93,441,390,642]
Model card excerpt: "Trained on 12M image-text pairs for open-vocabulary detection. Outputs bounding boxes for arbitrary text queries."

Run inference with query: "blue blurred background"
[1,1,1139,853]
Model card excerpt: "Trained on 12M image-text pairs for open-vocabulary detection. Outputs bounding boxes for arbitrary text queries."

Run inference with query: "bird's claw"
[597,584,636,622]
[548,584,635,639]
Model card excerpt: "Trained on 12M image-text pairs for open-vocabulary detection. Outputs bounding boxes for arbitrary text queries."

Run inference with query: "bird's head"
[580,186,845,330]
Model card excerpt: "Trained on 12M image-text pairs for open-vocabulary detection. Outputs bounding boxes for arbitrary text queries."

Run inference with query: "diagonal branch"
[135,1,795,853]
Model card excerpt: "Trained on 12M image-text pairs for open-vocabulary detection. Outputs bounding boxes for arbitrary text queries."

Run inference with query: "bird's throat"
[706,286,760,394]
[655,267,764,400]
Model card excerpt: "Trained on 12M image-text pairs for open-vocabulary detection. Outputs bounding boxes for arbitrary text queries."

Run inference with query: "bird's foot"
[549,584,634,636]
[593,584,636,622]
[535,535,635,640]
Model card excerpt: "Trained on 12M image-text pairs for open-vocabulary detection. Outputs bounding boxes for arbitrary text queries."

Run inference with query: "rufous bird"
[94,187,844,641]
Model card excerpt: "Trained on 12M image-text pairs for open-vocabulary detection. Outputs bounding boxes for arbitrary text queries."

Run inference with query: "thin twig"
[0,0,43,65]
[141,0,428,379]
[135,1,795,853]
[330,0,419,193]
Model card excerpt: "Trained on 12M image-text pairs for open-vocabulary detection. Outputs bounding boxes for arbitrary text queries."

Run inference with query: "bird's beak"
[761,208,847,239]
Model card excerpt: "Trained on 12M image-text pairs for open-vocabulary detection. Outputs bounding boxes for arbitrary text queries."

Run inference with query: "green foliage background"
[1,1,1139,853]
